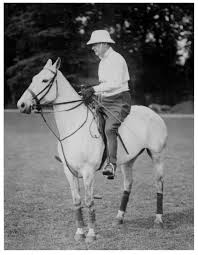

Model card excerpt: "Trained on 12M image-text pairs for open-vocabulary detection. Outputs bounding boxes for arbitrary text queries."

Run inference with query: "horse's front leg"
[63,165,85,241]
[82,168,96,243]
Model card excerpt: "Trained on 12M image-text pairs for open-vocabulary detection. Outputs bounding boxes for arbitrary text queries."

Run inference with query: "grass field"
[4,112,194,250]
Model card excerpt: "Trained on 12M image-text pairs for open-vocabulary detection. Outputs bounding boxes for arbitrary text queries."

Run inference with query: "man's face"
[91,43,107,58]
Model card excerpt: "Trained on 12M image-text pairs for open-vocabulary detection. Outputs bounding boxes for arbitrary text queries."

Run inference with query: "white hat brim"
[87,38,115,45]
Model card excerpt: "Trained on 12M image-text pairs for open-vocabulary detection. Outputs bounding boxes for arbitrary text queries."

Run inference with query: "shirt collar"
[101,47,113,59]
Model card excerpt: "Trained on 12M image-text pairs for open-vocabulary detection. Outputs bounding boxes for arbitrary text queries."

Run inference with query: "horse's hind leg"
[113,158,136,225]
[148,150,164,228]
[63,166,85,241]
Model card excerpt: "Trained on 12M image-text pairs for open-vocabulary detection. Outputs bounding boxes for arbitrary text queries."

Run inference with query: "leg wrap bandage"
[88,208,96,224]
[75,207,84,228]
[120,190,130,212]
[157,193,163,214]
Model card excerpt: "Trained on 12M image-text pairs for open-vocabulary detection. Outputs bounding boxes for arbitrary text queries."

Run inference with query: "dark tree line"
[4,3,194,107]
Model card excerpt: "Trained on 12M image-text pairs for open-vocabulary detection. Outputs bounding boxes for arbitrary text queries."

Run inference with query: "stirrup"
[102,163,116,178]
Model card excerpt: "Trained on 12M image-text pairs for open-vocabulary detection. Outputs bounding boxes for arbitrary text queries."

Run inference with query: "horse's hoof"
[74,233,85,242]
[153,221,164,229]
[112,217,124,226]
[85,235,96,243]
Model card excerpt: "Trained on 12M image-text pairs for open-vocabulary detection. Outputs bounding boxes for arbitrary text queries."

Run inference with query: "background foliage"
[4,3,194,107]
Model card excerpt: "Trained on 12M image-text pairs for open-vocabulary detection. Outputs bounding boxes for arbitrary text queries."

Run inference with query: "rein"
[39,104,89,142]
[36,99,83,108]
[39,104,89,179]
[33,101,84,113]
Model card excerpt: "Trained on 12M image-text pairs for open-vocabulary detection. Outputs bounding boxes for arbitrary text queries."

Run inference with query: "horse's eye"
[42,79,49,83]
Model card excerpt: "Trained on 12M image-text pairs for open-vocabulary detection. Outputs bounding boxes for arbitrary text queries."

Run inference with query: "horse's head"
[17,58,61,114]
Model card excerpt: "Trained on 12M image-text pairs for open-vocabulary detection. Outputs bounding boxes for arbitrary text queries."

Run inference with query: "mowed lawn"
[4,112,194,250]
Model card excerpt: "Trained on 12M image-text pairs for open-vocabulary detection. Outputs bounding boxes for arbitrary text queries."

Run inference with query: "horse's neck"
[56,71,80,103]
[53,71,87,136]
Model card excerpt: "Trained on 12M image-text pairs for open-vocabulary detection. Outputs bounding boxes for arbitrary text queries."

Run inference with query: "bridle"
[28,68,84,111]
[27,68,89,178]
[27,68,58,110]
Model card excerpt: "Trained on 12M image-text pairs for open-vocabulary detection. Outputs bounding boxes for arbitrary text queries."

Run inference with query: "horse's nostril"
[21,103,25,108]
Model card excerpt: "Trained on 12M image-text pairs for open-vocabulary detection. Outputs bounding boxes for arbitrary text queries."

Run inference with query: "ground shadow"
[119,208,194,232]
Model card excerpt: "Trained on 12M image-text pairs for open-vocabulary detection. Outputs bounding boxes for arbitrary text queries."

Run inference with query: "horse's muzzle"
[17,100,32,114]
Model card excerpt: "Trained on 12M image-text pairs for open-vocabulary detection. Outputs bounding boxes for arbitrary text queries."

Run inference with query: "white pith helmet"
[87,30,115,45]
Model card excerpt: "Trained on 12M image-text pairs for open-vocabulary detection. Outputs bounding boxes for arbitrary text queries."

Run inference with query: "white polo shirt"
[94,47,130,97]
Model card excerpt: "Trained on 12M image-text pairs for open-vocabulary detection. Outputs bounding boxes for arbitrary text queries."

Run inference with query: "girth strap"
[117,133,129,154]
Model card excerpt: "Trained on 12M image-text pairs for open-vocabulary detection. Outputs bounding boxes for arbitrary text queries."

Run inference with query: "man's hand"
[80,84,92,89]
[81,86,95,105]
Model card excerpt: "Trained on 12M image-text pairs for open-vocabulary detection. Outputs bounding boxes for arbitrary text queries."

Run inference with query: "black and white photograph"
[3,0,195,251]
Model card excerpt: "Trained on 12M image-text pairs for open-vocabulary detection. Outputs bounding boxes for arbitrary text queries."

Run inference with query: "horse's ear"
[44,59,52,68]
[53,57,61,70]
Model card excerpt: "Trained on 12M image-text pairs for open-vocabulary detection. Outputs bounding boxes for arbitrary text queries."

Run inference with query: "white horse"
[17,58,168,243]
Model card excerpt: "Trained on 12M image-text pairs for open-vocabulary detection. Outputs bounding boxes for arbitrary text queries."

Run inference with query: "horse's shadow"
[117,208,194,232]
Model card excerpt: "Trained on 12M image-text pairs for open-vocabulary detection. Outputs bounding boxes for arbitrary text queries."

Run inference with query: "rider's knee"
[105,123,118,136]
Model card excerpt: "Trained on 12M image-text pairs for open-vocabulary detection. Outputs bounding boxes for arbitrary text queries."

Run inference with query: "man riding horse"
[81,30,132,179]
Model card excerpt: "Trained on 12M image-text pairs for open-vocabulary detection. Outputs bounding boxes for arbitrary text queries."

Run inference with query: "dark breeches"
[99,91,132,164]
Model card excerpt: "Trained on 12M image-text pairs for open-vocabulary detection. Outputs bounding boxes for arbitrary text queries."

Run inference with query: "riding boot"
[102,123,118,179]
